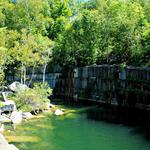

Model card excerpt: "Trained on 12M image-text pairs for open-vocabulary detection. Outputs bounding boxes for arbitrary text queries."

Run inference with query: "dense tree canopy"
[3,0,51,34]
[53,0,150,67]
[0,0,149,84]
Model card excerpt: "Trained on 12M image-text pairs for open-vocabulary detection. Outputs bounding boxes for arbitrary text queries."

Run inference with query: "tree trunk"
[43,64,47,83]
[20,64,24,84]
[28,68,35,87]
[23,66,26,84]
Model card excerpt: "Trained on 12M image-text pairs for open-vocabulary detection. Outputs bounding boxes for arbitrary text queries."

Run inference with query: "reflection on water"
[4,106,150,150]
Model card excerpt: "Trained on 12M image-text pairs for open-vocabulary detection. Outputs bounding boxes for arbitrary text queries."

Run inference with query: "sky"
[76,0,90,2]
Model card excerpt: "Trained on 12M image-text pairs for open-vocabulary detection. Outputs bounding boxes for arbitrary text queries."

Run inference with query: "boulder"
[46,103,55,109]
[0,133,19,150]
[10,111,22,124]
[22,112,33,119]
[49,103,55,108]
[0,92,16,113]
[54,109,64,116]
[8,144,19,150]
[0,115,11,123]
[1,100,16,112]
[0,124,4,132]
[8,81,28,92]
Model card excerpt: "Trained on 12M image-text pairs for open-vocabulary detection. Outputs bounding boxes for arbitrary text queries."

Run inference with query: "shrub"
[0,101,3,108]
[9,82,52,112]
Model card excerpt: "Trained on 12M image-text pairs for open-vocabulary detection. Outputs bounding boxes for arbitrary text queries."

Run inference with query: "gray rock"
[0,133,19,150]
[46,103,55,109]
[22,112,33,119]
[54,109,64,116]
[10,111,22,124]
[8,144,19,150]
[1,100,16,112]
[49,103,55,108]
[0,115,11,123]
[8,81,28,92]
[0,124,4,132]
[0,92,16,113]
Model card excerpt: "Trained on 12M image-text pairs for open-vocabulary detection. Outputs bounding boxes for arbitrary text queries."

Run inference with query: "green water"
[4,107,150,150]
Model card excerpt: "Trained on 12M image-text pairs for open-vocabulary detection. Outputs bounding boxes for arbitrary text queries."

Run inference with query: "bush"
[9,82,52,112]
[0,101,3,108]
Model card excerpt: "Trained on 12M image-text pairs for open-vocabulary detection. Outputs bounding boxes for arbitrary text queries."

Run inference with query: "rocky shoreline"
[0,103,64,150]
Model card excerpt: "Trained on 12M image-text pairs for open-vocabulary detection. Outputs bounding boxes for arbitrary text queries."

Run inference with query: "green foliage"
[95,0,149,66]
[0,101,3,108]
[33,82,52,101]
[36,34,54,65]
[48,0,73,39]
[0,0,5,27]
[54,9,99,67]
[0,28,7,84]
[0,0,149,88]
[53,0,150,67]
[9,82,52,112]
[3,0,51,35]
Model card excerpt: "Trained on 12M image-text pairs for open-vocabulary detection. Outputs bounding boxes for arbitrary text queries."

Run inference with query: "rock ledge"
[0,133,19,150]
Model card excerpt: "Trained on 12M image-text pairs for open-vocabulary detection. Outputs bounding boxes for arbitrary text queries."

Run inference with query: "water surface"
[4,107,150,150]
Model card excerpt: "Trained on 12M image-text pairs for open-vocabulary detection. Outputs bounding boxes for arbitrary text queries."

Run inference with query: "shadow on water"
[54,100,150,143]
[53,100,150,143]
[85,104,150,142]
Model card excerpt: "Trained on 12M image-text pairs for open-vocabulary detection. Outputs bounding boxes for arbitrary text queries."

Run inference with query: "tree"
[3,0,51,35]
[94,0,150,65]
[53,9,100,67]
[0,0,149,88]
[0,0,5,27]
[7,29,41,84]
[0,28,7,84]
[47,0,73,39]
[36,34,54,83]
